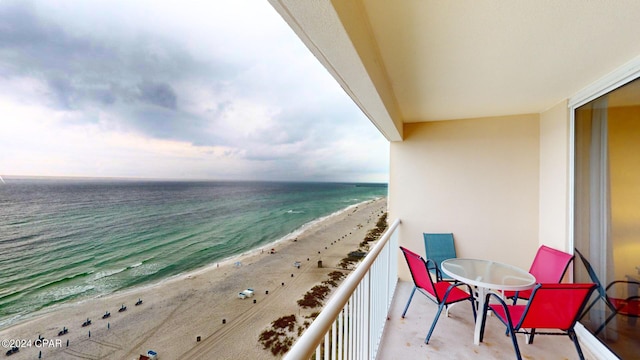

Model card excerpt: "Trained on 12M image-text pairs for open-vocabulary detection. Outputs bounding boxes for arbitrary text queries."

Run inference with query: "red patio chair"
[605,281,640,321]
[575,248,640,334]
[480,283,597,360]
[399,246,476,344]
[504,245,574,304]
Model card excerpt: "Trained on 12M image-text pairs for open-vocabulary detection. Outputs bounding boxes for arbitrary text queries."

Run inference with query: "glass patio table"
[441,258,536,345]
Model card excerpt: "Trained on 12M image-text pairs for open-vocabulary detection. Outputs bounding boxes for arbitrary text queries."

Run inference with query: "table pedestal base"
[474,287,488,345]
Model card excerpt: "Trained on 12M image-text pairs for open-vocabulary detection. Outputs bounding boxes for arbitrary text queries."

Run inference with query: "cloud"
[0,0,389,182]
[1,1,231,132]
[137,81,177,110]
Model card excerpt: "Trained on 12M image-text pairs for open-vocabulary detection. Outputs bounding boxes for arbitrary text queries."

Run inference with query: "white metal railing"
[284,218,400,360]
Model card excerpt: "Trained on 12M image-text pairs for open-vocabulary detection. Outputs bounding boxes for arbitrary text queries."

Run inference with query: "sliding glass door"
[574,77,640,359]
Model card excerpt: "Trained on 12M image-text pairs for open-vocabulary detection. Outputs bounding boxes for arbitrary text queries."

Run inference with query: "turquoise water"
[0,178,387,329]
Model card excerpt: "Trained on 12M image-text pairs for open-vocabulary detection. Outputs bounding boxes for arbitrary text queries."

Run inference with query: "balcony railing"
[284,218,400,360]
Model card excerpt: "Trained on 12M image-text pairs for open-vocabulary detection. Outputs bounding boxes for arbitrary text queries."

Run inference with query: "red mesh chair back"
[609,296,640,317]
[400,246,438,299]
[505,245,573,304]
[518,283,595,330]
[529,245,574,283]
[606,281,640,318]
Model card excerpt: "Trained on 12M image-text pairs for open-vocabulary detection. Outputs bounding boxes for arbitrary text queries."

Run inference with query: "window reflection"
[574,77,640,359]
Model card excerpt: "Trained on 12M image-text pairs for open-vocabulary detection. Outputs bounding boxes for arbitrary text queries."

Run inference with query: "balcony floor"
[377,281,596,360]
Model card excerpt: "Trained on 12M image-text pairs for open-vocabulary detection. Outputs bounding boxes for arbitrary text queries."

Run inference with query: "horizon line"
[0,174,388,185]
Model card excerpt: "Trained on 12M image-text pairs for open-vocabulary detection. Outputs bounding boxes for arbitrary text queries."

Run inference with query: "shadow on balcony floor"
[377,281,595,360]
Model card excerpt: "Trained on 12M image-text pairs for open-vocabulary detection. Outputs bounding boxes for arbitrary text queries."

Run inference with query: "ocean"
[0,178,387,329]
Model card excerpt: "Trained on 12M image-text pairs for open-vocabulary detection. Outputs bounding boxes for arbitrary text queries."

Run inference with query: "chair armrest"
[485,292,518,324]
[606,280,640,291]
[486,291,511,310]
[443,281,476,301]
[425,258,444,282]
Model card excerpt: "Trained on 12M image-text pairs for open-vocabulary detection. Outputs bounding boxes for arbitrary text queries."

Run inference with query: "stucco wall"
[538,100,571,252]
[389,114,540,280]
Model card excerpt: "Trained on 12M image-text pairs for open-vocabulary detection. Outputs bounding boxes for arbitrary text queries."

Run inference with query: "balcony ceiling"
[269,0,640,141]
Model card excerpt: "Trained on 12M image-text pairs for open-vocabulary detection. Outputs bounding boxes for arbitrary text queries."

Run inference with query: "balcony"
[379,281,591,359]
[286,220,599,359]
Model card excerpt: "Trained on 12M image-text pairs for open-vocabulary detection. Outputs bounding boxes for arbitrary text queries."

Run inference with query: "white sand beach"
[0,198,387,360]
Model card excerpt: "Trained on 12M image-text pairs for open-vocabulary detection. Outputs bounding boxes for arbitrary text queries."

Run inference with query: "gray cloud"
[0,1,238,143]
[137,81,177,110]
[0,0,389,182]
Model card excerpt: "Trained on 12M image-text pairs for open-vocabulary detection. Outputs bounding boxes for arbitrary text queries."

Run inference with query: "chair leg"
[425,302,446,344]
[506,326,523,360]
[483,292,522,359]
[580,295,602,321]
[479,301,489,343]
[469,298,477,321]
[569,329,586,360]
[402,286,417,318]
[526,329,536,344]
[594,301,619,335]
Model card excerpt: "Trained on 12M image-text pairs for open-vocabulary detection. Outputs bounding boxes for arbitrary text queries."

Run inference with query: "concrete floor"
[377,281,597,360]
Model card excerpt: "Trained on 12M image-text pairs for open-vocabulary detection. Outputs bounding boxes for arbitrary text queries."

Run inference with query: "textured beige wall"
[390,115,540,280]
[538,101,571,252]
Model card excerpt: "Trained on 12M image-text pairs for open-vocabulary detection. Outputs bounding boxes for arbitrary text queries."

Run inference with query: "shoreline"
[0,197,382,332]
[0,197,387,359]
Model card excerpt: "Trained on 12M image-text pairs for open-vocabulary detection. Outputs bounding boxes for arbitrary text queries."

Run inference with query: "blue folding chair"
[424,233,456,281]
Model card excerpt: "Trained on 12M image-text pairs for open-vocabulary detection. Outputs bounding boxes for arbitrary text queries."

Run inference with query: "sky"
[0,0,389,183]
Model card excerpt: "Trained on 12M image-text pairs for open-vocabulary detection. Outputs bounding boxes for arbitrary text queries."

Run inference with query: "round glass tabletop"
[441,258,536,291]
